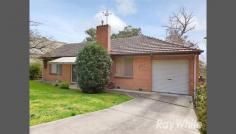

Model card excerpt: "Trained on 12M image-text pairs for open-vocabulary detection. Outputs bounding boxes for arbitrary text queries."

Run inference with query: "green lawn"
[30,80,132,126]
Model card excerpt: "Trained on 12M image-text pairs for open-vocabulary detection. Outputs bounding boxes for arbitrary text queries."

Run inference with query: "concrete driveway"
[30,91,200,134]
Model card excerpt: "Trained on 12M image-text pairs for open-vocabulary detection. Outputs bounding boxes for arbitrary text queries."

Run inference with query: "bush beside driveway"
[30,80,132,126]
[196,84,207,134]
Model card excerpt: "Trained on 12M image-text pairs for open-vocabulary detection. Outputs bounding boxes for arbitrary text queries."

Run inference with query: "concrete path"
[30,91,200,134]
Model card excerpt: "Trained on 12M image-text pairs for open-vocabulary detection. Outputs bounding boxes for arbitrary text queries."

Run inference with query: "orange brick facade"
[111,56,152,92]
[42,62,72,82]
[96,25,111,53]
[42,54,198,96]
[109,54,198,95]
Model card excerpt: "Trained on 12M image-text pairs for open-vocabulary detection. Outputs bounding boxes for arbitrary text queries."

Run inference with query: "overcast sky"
[30,0,206,61]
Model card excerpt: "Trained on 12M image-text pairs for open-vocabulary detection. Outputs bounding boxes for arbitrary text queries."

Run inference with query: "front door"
[71,64,78,83]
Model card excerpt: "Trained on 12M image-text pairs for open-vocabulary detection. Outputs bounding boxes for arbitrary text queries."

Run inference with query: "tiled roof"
[42,35,203,58]
[110,35,202,55]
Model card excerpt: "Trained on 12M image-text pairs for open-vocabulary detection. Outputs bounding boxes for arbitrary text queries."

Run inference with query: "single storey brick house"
[41,24,203,96]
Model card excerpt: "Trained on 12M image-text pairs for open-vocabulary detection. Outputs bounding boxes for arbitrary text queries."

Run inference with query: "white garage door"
[152,60,189,94]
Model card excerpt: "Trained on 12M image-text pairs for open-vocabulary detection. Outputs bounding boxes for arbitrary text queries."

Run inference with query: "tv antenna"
[102,9,111,24]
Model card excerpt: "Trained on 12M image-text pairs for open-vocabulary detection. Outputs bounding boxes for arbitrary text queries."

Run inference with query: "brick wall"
[42,54,198,96]
[111,56,152,92]
[42,61,72,83]
[111,54,197,95]
[96,24,111,52]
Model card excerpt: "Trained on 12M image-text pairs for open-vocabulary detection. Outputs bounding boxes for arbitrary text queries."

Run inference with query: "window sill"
[114,75,133,79]
[50,73,62,76]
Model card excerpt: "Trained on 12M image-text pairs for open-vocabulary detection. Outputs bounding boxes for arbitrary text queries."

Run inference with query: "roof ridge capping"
[140,34,203,53]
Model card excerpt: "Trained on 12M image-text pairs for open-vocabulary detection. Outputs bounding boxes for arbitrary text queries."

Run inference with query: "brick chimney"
[96,24,111,53]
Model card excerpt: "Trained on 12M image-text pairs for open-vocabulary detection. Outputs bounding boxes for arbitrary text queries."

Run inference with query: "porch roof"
[49,57,76,64]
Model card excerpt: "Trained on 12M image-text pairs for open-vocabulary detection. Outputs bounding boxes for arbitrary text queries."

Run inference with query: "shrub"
[196,84,207,134]
[58,81,69,89]
[75,43,112,93]
[29,63,41,80]
[70,112,76,116]
[53,82,59,87]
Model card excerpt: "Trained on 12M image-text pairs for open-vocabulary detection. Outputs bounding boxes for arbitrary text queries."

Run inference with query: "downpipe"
[193,54,197,106]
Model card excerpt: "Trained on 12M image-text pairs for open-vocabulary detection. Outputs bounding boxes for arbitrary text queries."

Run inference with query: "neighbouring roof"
[42,35,203,58]
[42,42,86,58]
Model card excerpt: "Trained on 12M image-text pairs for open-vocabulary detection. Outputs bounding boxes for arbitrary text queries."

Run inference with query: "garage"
[152,60,189,94]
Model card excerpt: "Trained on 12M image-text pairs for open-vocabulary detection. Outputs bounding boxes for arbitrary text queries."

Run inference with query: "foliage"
[58,81,69,89]
[76,43,112,93]
[85,28,96,41]
[199,60,207,78]
[196,84,207,134]
[30,80,132,125]
[84,25,142,41]
[29,62,41,80]
[111,25,142,39]
[30,58,42,64]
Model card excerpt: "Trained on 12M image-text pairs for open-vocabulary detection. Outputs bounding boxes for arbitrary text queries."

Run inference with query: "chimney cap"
[96,24,110,27]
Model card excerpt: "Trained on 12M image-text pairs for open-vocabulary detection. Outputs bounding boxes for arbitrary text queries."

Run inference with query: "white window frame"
[50,64,62,75]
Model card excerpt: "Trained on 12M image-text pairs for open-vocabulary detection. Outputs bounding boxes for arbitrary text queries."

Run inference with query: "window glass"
[72,65,77,82]
[51,64,61,74]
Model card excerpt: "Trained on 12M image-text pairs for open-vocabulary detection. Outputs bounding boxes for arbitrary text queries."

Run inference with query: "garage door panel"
[152,60,189,94]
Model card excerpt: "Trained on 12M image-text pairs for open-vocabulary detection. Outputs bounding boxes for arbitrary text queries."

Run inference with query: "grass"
[30,80,132,126]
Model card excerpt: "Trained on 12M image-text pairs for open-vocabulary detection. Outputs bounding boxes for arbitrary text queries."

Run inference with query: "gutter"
[193,54,197,100]
[110,51,202,56]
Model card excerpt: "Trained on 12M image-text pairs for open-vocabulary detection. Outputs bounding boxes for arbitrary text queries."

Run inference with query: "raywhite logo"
[156,119,201,130]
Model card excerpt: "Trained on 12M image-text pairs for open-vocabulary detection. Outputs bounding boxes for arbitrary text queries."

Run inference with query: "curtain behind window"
[51,64,62,74]
[115,57,133,77]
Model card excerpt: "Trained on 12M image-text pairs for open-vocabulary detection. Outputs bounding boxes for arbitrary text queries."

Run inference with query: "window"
[115,56,133,77]
[71,64,78,82]
[50,64,62,75]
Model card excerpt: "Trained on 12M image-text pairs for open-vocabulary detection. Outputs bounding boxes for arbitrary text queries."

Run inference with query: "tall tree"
[111,25,141,39]
[164,8,196,45]
[84,25,142,41]
[85,28,96,41]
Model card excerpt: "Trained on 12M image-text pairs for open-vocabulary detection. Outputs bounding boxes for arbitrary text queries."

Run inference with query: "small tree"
[75,43,112,93]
